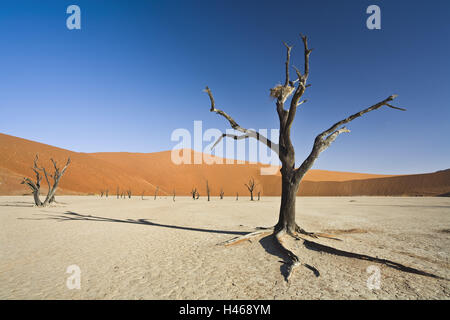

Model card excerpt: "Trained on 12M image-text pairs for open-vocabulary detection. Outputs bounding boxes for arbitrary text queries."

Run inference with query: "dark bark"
[206,180,210,201]
[275,173,300,234]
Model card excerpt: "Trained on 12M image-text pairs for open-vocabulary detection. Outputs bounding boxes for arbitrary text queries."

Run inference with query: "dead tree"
[206,180,210,201]
[21,154,71,207]
[191,187,199,200]
[220,188,224,199]
[244,177,256,201]
[236,192,238,200]
[142,190,145,200]
[117,187,120,199]
[202,34,426,281]
[258,191,261,201]
[173,189,176,202]
[126,190,132,199]
[154,186,159,200]
[105,189,109,198]
[100,190,104,197]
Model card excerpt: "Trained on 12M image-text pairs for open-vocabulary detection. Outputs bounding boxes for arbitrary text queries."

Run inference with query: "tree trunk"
[275,173,300,234]
[32,190,42,206]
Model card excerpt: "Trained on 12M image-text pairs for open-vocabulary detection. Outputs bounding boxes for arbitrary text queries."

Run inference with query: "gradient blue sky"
[0,0,449,174]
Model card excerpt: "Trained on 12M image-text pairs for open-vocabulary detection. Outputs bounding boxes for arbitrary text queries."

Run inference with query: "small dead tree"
[206,180,210,201]
[21,154,71,207]
[258,191,261,201]
[236,192,238,200]
[220,188,224,199]
[191,187,199,200]
[200,35,438,282]
[105,189,109,198]
[116,187,120,199]
[100,190,104,197]
[126,190,132,199]
[154,186,159,200]
[173,189,176,202]
[244,177,256,201]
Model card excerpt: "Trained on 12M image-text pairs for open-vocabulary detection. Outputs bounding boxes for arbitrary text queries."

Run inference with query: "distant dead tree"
[21,154,71,207]
[154,186,159,200]
[244,177,256,201]
[206,180,210,201]
[142,190,145,200]
[191,187,199,200]
[258,191,261,201]
[105,189,109,198]
[203,34,419,281]
[100,190,104,197]
[126,190,131,199]
[219,188,224,199]
[116,187,120,199]
[173,189,176,202]
[236,192,238,201]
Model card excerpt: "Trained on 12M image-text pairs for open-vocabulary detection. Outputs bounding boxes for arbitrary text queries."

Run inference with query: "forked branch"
[295,95,405,181]
[204,86,279,155]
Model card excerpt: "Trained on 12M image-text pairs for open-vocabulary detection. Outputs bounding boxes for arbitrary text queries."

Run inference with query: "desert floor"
[0,195,449,299]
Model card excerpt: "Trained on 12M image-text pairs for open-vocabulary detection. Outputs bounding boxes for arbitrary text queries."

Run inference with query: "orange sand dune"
[0,133,448,197]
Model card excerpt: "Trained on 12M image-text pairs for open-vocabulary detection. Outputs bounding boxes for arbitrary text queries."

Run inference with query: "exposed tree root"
[295,224,342,241]
[219,224,446,282]
[217,228,273,246]
[274,229,320,281]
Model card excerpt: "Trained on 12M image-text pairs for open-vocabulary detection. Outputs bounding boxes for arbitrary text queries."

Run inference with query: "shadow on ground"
[19,211,248,236]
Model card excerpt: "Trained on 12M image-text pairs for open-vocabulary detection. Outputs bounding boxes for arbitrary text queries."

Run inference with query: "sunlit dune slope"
[0,133,448,196]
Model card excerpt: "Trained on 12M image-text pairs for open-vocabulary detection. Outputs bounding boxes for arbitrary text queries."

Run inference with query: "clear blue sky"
[0,0,449,174]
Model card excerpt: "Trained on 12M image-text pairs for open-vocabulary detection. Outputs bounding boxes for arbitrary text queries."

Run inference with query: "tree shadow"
[302,238,445,280]
[258,232,445,281]
[0,201,35,208]
[19,211,248,236]
[259,234,320,280]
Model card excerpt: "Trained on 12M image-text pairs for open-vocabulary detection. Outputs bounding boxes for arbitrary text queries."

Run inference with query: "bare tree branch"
[204,86,279,155]
[295,95,405,181]
[286,35,312,130]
